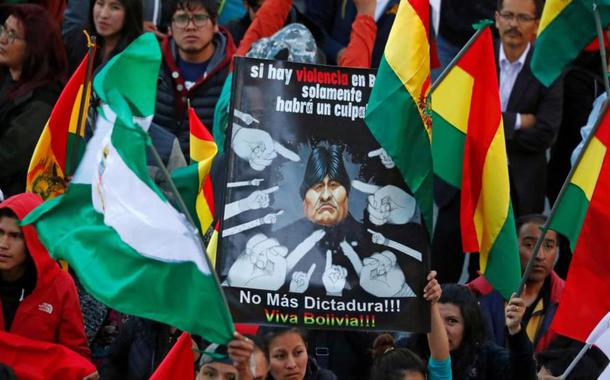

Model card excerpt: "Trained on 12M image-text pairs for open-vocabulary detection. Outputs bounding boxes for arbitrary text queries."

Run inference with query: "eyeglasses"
[499,11,537,24]
[172,13,212,28]
[0,24,24,44]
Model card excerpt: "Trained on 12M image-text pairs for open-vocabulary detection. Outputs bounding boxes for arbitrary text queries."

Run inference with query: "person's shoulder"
[48,268,78,292]
[549,271,565,301]
[316,368,338,380]
[28,82,62,105]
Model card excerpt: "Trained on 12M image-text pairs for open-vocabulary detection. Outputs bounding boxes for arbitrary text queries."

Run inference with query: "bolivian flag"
[531,0,610,87]
[26,50,94,200]
[550,102,610,342]
[365,0,433,236]
[431,28,521,299]
[172,108,218,262]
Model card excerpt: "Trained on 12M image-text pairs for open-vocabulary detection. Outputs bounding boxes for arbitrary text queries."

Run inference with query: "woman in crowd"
[369,271,451,380]
[260,327,337,380]
[64,0,143,73]
[370,335,428,380]
[0,4,66,197]
[438,284,536,380]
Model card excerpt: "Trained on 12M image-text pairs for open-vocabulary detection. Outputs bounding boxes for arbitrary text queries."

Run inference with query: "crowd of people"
[0,0,609,379]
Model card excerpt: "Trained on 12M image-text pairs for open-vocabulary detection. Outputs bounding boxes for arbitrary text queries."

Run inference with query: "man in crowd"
[495,0,563,216]
[0,193,90,358]
[468,214,565,352]
[154,0,235,156]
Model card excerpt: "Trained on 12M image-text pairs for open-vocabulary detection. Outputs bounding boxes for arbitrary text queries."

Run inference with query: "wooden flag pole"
[69,33,97,177]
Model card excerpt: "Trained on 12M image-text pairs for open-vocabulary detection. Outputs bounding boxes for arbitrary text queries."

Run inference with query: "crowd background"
[0,0,609,379]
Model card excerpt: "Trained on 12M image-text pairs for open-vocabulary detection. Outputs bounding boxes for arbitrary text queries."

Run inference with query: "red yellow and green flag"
[172,107,218,263]
[365,0,433,236]
[26,50,95,200]
[531,0,610,87]
[431,27,521,299]
[550,103,610,342]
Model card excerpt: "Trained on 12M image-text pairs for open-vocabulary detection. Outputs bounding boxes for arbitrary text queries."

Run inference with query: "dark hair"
[1,4,67,99]
[258,327,307,359]
[0,207,18,220]
[497,0,544,18]
[439,284,486,379]
[166,0,219,22]
[245,0,265,10]
[536,348,608,379]
[536,336,610,380]
[300,145,350,199]
[370,334,426,380]
[246,334,266,353]
[515,213,547,235]
[88,0,143,64]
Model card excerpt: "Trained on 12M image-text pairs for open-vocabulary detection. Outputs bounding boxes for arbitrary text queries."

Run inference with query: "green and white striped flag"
[23,33,234,344]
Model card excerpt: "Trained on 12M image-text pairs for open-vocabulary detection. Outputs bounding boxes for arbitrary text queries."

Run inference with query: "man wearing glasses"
[494,0,563,217]
[154,0,235,157]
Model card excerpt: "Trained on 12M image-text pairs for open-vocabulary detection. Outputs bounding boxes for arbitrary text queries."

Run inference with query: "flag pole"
[518,2,610,296]
[558,343,591,379]
[146,136,235,335]
[69,33,97,177]
[430,22,490,93]
[593,1,610,96]
[516,100,610,296]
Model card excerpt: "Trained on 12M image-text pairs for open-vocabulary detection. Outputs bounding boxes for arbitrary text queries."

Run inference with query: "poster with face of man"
[217,57,430,332]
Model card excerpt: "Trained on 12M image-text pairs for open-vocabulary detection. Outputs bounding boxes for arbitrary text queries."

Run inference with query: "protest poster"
[217,57,431,332]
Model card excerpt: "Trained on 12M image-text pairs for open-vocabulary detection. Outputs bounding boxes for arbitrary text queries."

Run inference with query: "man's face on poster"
[303,175,348,226]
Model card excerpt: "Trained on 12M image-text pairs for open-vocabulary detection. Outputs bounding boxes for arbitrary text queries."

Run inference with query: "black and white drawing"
[217,58,431,333]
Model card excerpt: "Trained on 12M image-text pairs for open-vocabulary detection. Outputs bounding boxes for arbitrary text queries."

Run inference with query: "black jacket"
[495,42,563,216]
[102,318,181,380]
[153,28,235,157]
[0,81,61,197]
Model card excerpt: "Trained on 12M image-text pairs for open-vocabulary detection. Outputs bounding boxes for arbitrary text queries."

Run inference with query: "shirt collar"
[500,43,531,67]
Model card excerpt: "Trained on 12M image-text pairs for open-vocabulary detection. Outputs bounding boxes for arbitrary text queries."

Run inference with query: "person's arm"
[424,271,450,361]
[338,0,377,68]
[227,332,254,380]
[504,75,563,153]
[424,271,452,380]
[504,295,537,380]
[235,0,294,57]
[571,93,607,165]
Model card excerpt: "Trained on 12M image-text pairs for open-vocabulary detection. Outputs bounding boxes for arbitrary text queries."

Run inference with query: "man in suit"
[431,0,563,283]
[495,0,563,216]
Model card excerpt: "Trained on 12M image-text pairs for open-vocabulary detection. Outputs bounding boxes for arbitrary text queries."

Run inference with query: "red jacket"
[0,193,90,358]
